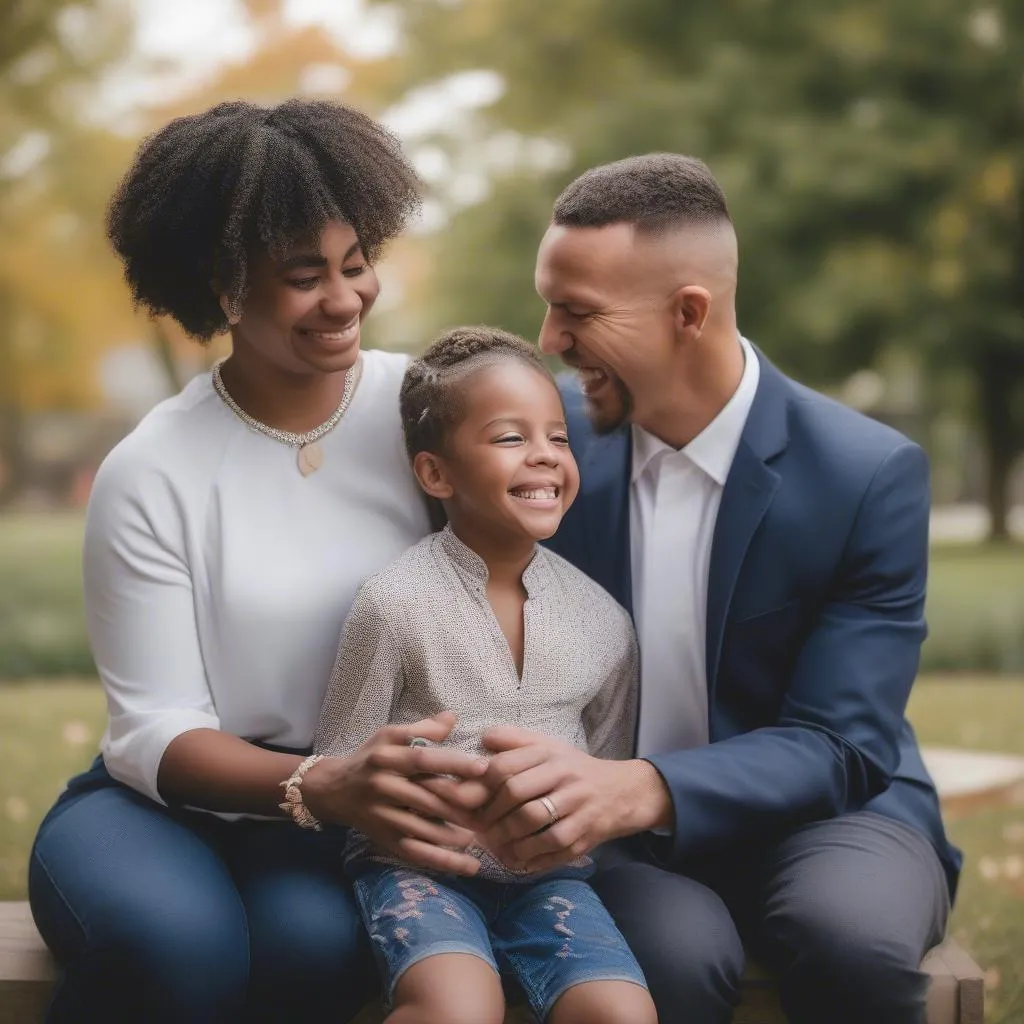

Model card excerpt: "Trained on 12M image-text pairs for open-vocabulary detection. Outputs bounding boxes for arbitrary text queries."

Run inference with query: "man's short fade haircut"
[552,153,731,235]
[106,99,422,341]
[400,325,554,461]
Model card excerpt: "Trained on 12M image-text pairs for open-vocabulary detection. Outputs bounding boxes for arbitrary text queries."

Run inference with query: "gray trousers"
[592,811,950,1024]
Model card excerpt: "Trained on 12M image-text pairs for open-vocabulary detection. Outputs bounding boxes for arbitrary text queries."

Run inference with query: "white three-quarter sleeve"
[85,450,219,804]
[314,581,405,758]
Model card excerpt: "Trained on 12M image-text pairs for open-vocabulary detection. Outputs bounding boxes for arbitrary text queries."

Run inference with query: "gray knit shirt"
[313,525,639,879]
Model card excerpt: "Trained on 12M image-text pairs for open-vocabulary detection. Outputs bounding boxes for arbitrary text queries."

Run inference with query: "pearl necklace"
[210,357,360,476]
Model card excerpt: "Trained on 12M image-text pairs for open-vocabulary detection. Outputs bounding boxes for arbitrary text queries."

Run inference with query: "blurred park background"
[0,0,1022,1019]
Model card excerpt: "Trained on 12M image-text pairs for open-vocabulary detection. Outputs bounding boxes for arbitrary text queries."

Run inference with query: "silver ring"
[539,795,560,825]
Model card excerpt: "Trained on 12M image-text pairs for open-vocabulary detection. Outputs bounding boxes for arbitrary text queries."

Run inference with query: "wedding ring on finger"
[538,795,560,826]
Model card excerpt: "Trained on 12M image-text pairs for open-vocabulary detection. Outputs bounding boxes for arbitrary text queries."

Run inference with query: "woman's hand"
[302,712,490,875]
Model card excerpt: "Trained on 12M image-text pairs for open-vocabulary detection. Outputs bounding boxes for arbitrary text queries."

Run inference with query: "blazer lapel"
[705,353,790,692]
[580,428,633,614]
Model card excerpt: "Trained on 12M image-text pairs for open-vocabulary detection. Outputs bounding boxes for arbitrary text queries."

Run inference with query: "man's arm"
[462,441,928,872]
[645,441,928,861]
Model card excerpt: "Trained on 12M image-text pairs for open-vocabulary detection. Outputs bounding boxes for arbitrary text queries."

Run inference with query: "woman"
[28,98,488,1023]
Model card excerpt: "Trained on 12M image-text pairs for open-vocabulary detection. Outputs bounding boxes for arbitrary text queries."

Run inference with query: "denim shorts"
[349,860,648,1019]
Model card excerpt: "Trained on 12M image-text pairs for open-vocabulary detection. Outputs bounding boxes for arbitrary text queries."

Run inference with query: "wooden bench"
[0,901,984,1023]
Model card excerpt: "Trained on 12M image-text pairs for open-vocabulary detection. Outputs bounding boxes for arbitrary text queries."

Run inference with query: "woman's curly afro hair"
[106,98,422,341]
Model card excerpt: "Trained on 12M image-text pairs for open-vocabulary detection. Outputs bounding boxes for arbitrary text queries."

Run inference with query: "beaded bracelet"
[279,754,325,830]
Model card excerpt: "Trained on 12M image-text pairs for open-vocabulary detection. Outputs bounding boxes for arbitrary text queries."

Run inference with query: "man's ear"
[412,451,454,500]
[672,285,712,340]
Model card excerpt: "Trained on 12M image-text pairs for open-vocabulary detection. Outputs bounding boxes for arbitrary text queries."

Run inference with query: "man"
[461,154,960,1024]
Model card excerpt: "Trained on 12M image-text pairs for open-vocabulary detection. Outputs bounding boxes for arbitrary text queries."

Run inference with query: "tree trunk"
[975,352,1018,542]
[0,291,29,508]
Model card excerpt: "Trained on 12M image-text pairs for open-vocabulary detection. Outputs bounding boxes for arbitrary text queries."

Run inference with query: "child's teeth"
[512,487,556,500]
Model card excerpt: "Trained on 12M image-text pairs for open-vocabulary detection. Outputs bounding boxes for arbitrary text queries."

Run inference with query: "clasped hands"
[305,712,670,876]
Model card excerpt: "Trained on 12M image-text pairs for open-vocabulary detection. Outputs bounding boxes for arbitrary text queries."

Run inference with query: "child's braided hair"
[399,325,554,460]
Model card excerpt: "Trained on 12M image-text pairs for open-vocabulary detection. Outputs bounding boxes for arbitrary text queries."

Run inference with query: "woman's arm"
[87,448,486,848]
[158,715,490,873]
[158,732,303,814]
[84,448,308,814]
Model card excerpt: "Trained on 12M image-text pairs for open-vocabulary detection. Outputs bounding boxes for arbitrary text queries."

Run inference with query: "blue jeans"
[349,859,648,1020]
[28,756,373,1023]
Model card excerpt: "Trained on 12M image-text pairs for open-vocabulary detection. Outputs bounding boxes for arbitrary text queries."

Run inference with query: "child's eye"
[343,264,368,278]
[494,433,524,445]
[551,433,570,446]
[288,277,320,290]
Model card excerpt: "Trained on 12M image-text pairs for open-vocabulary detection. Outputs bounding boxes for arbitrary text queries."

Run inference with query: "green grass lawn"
[904,680,1024,1023]
[0,513,92,678]
[1,676,1023,1020]
[926,542,1024,673]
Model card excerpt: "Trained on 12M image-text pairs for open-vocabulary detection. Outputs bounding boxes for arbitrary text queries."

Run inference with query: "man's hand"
[425,726,674,874]
[303,712,489,876]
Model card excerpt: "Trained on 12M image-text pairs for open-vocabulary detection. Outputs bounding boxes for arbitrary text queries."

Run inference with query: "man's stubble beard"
[587,375,634,436]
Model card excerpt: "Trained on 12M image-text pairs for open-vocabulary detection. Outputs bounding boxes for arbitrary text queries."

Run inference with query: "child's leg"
[547,979,657,1024]
[388,952,504,1024]
[491,876,656,1024]
[349,861,505,1024]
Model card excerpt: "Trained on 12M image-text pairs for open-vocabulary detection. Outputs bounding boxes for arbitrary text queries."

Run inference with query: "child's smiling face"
[418,359,580,544]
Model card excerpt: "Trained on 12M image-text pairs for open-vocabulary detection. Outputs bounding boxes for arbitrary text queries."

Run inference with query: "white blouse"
[84,349,431,805]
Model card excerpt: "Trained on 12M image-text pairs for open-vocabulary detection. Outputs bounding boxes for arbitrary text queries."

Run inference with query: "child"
[314,326,655,1024]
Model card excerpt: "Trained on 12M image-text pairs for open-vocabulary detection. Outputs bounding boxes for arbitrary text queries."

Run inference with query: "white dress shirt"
[631,337,760,757]
[84,349,431,806]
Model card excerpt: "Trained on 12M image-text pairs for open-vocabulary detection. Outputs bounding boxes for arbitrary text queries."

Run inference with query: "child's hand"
[304,712,491,875]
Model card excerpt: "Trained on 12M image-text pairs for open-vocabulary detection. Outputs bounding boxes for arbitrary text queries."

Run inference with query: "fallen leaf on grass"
[979,855,1001,881]
[61,721,91,745]
[5,796,28,822]
[1003,822,1024,844]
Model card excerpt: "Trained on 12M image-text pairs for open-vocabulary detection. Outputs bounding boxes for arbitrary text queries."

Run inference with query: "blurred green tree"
[378,0,1024,538]
[0,0,134,503]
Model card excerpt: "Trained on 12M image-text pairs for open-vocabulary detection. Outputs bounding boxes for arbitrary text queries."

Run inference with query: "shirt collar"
[437,524,547,595]
[631,335,760,487]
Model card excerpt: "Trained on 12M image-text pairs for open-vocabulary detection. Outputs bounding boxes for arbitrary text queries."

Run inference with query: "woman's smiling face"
[232,220,380,376]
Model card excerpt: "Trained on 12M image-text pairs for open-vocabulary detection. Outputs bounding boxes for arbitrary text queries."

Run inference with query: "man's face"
[535,223,676,434]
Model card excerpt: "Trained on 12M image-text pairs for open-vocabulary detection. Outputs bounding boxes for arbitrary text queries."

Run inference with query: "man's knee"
[764,900,929,1021]
[593,862,744,1022]
[758,813,949,1022]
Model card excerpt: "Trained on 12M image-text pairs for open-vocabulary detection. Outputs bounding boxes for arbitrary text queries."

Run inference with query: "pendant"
[297,441,324,477]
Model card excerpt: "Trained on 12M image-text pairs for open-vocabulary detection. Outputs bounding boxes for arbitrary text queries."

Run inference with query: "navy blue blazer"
[548,350,962,899]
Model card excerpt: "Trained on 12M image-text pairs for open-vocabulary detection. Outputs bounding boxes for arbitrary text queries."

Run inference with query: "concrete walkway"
[922,746,1024,800]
